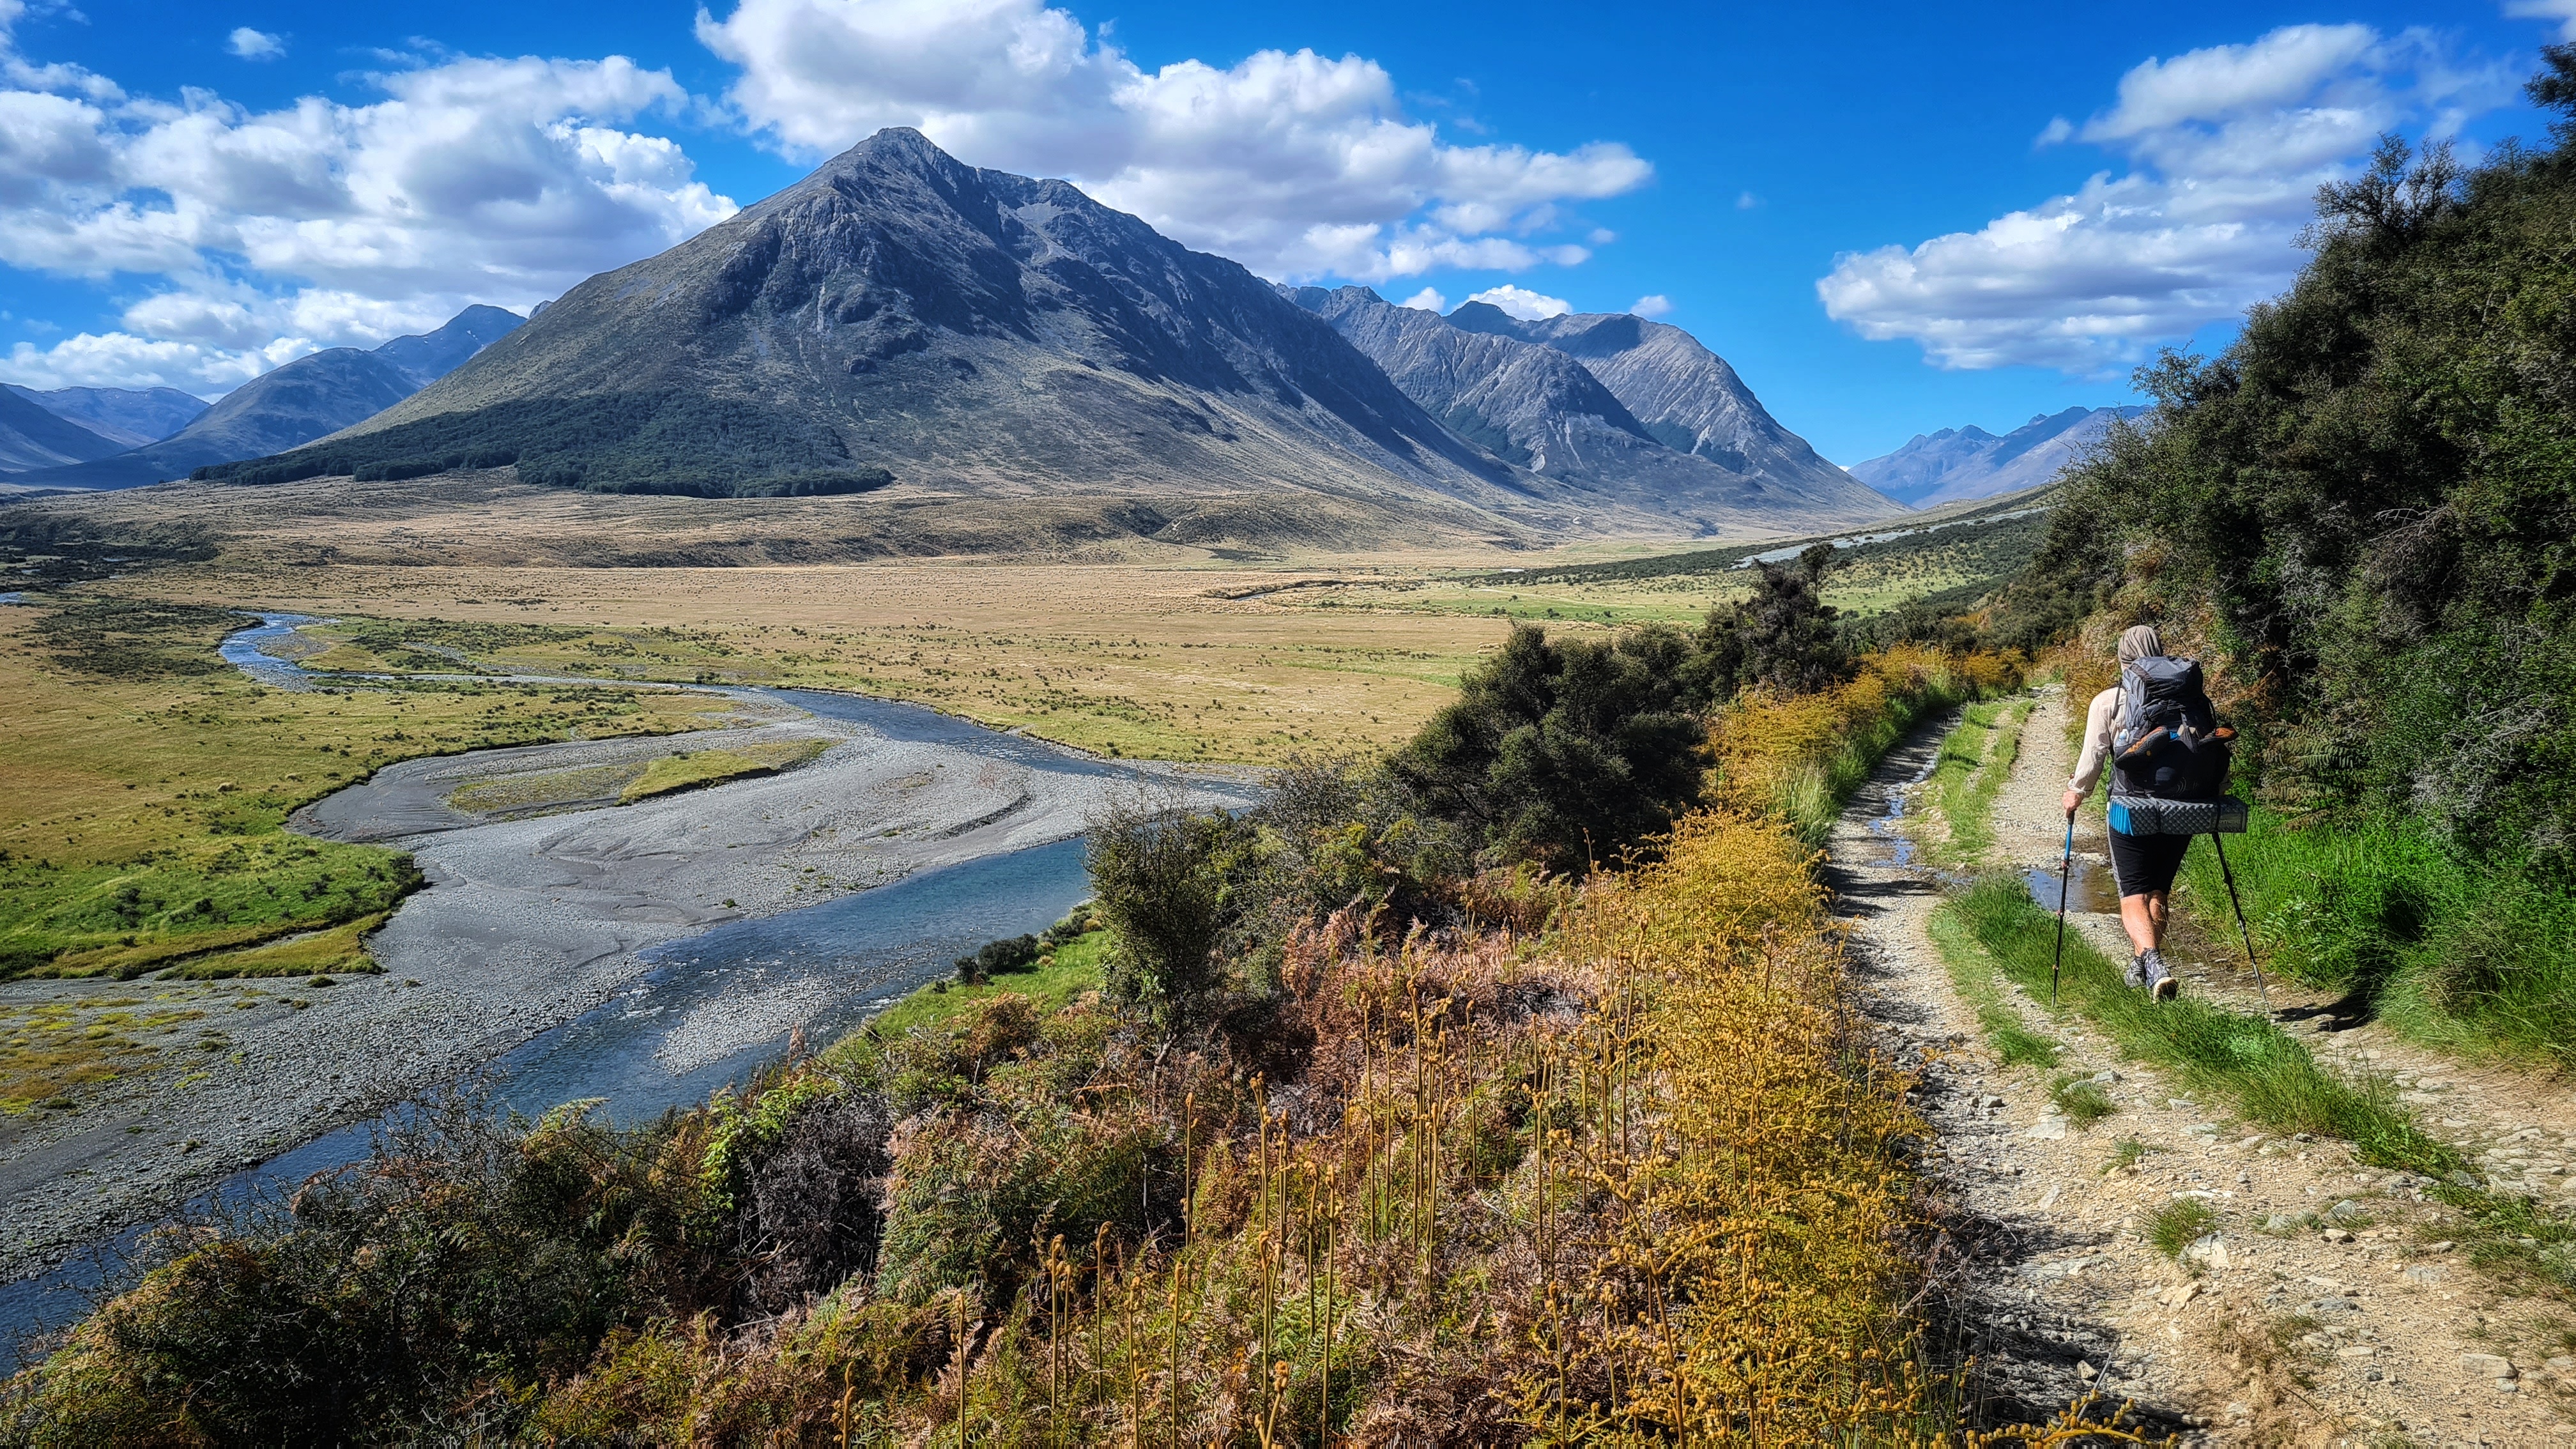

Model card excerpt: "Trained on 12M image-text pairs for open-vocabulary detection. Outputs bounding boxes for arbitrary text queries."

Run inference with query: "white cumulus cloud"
[0,20,739,393]
[2506,0,2576,42]
[1816,24,2514,372]
[694,0,1648,282]
[1466,284,1568,320]
[1628,293,1671,318]
[226,27,285,61]
[1397,286,1446,312]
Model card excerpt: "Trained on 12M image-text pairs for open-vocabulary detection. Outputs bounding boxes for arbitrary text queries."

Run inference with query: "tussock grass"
[2051,1075,2117,1128]
[1941,876,2457,1175]
[2147,1198,2217,1258]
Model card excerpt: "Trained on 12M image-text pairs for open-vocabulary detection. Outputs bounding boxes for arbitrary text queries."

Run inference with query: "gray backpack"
[2108,655,2246,834]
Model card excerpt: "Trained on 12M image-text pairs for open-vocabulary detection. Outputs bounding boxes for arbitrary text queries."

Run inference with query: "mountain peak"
[1848,404,2145,507]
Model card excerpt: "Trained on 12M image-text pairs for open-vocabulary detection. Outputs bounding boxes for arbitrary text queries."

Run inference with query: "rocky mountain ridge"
[1287,287,1895,533]
[1850,406,2147,508]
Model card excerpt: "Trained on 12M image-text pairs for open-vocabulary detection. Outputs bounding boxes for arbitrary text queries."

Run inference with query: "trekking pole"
[2053,814,2073,1008]
[2208,832,2273,1015]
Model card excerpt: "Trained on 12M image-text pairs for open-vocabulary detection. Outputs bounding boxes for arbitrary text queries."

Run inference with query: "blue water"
[0,627,1223,1368]
[491,834,1095,1124]
[214,611,328,689]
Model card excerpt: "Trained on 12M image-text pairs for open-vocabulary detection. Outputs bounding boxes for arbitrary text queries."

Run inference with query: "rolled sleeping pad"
[2108,793,2249,836]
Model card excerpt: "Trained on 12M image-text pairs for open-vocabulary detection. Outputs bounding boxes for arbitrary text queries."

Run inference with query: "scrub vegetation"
[2,556,2035,1441]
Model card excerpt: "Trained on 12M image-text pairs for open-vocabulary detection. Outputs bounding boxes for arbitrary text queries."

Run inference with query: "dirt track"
[1832,684,2576,1445]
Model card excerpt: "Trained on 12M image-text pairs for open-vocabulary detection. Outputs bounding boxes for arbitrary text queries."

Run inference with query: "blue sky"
[0,0,2561,463]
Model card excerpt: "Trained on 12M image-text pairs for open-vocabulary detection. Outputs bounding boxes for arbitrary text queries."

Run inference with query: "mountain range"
[177,128,1893,543]
[5,307,523,491]
[1285,287,1891,532]
[1847,406,2146,508]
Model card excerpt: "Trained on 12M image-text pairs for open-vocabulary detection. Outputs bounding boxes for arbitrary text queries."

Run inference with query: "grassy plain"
[134,562,1528,765]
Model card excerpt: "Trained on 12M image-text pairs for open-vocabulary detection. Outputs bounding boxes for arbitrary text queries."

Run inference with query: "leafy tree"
[1387,624,1706,871]
[1696,544,1851,697]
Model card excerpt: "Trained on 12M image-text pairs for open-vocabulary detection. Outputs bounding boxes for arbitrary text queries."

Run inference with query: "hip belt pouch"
[2108,794,2249,836]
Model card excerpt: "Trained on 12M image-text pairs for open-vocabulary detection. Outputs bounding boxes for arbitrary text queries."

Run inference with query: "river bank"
[0,641,1256,1301]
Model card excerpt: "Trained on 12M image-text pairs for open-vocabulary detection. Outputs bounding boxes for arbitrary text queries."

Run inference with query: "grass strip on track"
[1926,907,2061,1068]
[1922,695,2032,866]
[1941,876,2458,1176]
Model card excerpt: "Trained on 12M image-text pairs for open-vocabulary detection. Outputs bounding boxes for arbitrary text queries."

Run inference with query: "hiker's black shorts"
[2108,827,2191,898]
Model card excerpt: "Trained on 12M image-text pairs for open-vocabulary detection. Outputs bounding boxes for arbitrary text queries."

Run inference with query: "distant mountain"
[194,130,1894,543]
[10,307,525,490]
[1445,302,1890,515]
[1850,406,2147,509]
[0,388,125,473]
[3,385,205,448]
[1288,287,1895,532]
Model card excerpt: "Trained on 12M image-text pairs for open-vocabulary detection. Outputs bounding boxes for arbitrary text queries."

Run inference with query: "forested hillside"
[1994,50,2576,1061]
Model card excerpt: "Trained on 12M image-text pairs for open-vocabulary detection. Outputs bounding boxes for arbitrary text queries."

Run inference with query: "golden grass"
[127,562,1524,763]
[619,739,831,804]
[1709,645,2025,841]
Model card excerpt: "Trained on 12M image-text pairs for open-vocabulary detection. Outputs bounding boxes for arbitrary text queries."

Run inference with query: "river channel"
[1,617,1252,1365]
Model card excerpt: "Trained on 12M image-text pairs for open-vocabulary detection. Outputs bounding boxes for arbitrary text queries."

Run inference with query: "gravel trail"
[1832,686,2575,1445]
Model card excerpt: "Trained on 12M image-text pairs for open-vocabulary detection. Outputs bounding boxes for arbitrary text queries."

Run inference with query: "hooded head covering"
[2117,624,2164,667]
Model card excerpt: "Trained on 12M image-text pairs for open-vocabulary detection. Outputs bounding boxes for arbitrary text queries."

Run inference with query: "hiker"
[2063,624,2191,999]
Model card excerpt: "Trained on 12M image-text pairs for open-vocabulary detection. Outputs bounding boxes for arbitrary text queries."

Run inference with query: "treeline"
[1989,52,2576,1062]
[188,391,895,499]
[3,572,2020,1441]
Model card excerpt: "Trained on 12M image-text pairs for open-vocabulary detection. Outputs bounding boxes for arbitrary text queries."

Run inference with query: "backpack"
[2110,656,2232,801]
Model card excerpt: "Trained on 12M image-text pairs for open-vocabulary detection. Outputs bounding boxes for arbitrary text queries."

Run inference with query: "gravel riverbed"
[0,691,1250,1290]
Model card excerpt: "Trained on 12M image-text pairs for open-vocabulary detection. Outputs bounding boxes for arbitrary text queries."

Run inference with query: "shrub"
[1386,622,1708,872]
[1085,795,1251,1021]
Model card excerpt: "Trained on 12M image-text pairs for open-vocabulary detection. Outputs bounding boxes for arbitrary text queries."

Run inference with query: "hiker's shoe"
[2143,949,2179,1000]
[2123,954,2149,990]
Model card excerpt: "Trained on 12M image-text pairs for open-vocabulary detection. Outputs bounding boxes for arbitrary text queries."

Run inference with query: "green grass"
[2148,1198,2217,1258]
[619,740,829,804]
[866,928,1109,1038]
[1926,905,2061,1067]
[2051,1075,2117,1128]
[0,599,744,982]
[1941,875,2458,1174]
[1920,696,2032,864]
[2173,808,2576,1070]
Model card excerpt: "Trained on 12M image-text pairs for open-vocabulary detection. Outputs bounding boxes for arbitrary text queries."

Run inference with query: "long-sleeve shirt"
[2067,686,2123,797]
